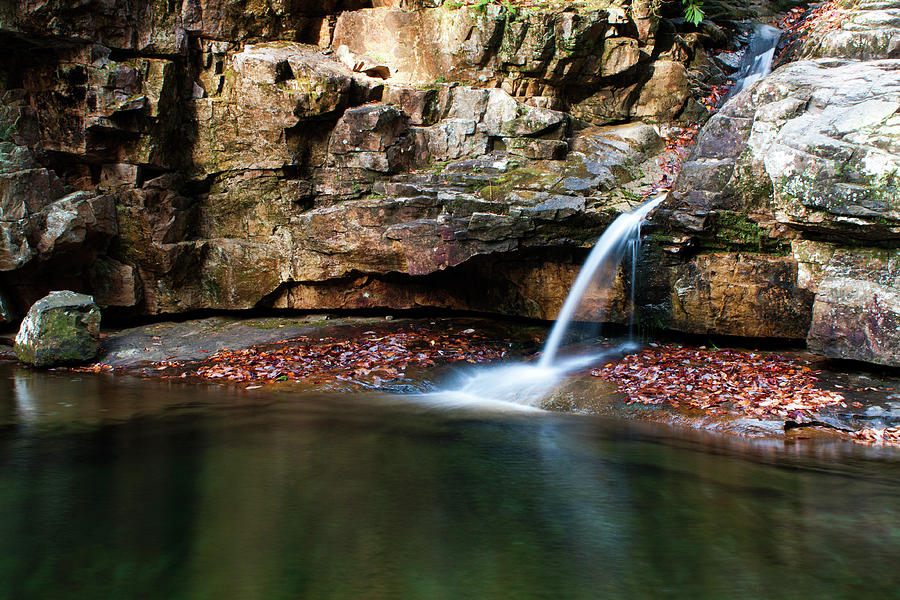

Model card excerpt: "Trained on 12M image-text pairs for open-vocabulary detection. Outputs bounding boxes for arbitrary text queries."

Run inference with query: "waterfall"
[539,195,664,367]
[728,24,782,98]
[628,237,638,339]
[427,195,663,409]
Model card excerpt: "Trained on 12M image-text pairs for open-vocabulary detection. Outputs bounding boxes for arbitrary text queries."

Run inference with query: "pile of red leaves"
[661,126,699,171]
[777,6,806,31]
[775,0,844,62]
[797,0,843,35]
[194,329,507,386]
[855,427,900,446]
[698,84,731,114]
[591,344,845,419]
[70,363,115,373]
[646,126,699,195]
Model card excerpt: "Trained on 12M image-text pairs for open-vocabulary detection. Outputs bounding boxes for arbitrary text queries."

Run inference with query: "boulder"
[668,58,900,242]
[14,291,101,367]
[630,61,691,121]
[481,89,567,138]
[36,192,118,256]
[797,2,900,60]
[569,60,691,125]
[0,148,118,271]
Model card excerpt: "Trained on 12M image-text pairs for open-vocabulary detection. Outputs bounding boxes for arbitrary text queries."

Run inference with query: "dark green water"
[1,365,899,600]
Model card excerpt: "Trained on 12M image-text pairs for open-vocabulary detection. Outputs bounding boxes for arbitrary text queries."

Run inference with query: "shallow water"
[1,364,899,600]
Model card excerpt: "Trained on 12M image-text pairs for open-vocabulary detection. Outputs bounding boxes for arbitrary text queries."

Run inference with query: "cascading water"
[538,195,664,367]
[727,24,782,98]
[628,237,638,339]
[425,26,781,409]
[423,195,663,410]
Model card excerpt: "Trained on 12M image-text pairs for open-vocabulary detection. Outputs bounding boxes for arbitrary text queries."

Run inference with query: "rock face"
[651,0,900,365]
[807,248,900,366]
[667,253,813,339]
[666,58,900,242]
[14,291,101,367]
[0,0,724,321]
[2,0,899,366]
[329,3,667,112]
[792,0,900,60]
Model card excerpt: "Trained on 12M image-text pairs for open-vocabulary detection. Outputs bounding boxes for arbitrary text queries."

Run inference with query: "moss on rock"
[14,291,101,367]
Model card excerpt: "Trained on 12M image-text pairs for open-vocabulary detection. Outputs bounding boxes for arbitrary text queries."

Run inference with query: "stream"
[1,362,899,599]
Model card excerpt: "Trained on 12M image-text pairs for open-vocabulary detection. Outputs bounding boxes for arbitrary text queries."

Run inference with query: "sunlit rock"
[796,2,900,60]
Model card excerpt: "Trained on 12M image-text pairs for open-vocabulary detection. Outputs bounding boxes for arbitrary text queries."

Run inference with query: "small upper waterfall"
[728,24,782,98]
[539,195,664,367]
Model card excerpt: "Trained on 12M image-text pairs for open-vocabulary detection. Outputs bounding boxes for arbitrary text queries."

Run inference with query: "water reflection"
[0,365,898,599]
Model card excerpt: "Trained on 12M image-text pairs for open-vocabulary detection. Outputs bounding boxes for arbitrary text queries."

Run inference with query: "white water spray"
[539,196,664,367]
[424,195,663,409]
[728,24,781,98]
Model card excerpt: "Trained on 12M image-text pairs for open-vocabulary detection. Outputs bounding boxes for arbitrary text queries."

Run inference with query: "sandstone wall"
[0,0,725,321]
[6,0,897,366]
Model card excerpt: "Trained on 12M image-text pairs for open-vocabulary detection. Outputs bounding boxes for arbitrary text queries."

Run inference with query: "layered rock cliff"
[0,0,727,319]
[1,0,899,366]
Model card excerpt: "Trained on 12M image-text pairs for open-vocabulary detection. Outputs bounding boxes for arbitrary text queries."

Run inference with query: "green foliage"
[682,0,705,24]
[467,0,520,18]
[619,188,642,203]
[697,210,790,255]
[455,0,703,24]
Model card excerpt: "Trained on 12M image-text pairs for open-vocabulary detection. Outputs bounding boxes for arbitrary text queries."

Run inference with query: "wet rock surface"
[45,314,900,445]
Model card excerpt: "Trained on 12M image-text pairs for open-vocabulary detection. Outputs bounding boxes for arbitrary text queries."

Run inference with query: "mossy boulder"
[14,291,101,367]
